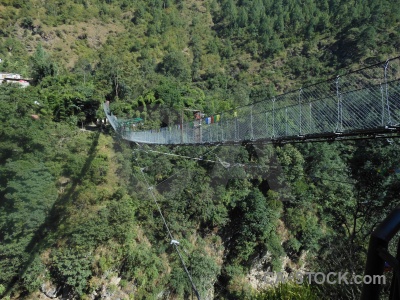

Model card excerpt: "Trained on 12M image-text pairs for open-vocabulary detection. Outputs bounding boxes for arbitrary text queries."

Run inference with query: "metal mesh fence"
[104,57,400,145]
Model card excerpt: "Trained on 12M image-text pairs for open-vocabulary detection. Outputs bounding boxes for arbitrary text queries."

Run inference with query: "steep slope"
[1,0,400,299]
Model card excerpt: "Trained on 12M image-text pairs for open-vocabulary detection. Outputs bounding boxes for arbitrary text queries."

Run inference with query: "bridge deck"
[105,57,400,145]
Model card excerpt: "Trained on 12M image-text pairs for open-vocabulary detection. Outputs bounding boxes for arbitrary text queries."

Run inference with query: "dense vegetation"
[0,0,400,299]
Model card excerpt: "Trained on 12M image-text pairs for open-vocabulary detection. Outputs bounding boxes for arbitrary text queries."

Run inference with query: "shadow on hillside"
[4,131,101,298]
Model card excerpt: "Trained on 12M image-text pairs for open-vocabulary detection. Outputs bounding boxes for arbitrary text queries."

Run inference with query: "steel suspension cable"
[151,145,227,187]
[135,148,220,164]
[137,165,201,300]
[134,143,249,169]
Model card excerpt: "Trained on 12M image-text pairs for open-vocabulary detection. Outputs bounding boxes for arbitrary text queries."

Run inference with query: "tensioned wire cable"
[136,145,358,188]
[134,144,249,195]
[134,142,357,299]
[133,143,250,299]
[137,178,198,295]
[135,146,357,177]
[134,142,269,297]
[136,144,356,227]
[134,144,228,191]
[134,145,223,164]
[137,164,201,300]
[132,140,395,298]
[134,145,251,169]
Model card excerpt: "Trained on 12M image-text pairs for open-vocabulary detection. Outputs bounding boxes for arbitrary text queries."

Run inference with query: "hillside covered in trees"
[1,0,400,299]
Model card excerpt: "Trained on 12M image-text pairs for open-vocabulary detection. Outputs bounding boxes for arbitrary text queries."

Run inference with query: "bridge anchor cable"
[137,164,201,300]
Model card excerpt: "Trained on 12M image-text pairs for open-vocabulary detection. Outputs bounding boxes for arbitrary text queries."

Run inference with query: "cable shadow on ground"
[3,131,101,298]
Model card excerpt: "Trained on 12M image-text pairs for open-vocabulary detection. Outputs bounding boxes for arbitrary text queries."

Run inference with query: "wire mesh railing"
[104,57,400,145]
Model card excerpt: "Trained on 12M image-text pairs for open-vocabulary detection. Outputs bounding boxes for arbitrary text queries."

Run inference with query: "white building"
[0,72,30,88]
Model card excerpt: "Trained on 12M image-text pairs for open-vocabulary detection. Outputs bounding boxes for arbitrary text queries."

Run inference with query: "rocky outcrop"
[40,281,61,299]
[246,251,308,290]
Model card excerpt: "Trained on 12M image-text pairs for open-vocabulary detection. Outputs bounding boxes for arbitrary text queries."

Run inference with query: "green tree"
[160,50,191,81]
[221,0,237,29]
[30,45,57,84]
[0,161,57,286]
[51,248,92,296]
[229,189,283,265]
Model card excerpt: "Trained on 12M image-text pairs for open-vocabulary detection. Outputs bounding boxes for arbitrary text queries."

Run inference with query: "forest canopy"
[0,0,399,299]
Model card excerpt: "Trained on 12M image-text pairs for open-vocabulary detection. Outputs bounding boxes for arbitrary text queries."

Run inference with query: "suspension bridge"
[104,57,400,145]
[104,57,400,300]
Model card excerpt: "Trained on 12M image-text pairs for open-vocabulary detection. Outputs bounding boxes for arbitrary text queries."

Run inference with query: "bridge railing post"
[336,76,343,133]
[199,117,202,144]
[380,81,385,127]
[309,101,313,135]
[234,113,237,141]
[384,60,392,126]
[250,105,254,140]
[221,114,224,142]
[299,88,303,136]
[272,97,276,138]
[285,107,288,136]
